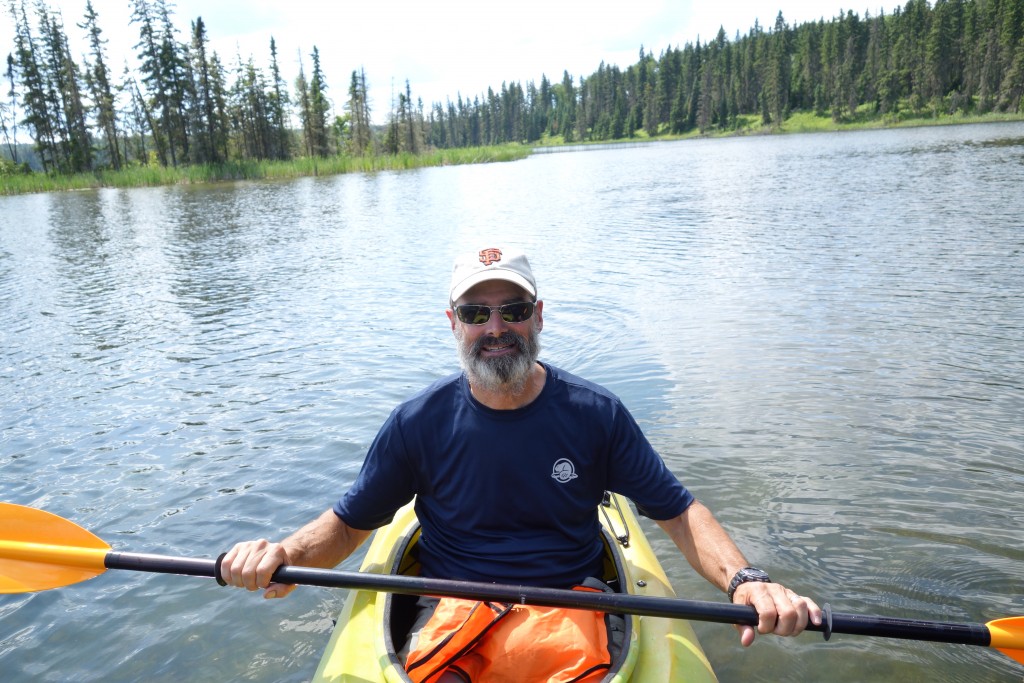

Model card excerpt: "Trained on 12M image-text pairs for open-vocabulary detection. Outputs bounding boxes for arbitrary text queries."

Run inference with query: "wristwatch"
[727,567,771,602]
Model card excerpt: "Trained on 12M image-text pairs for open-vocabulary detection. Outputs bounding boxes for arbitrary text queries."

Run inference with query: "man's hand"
[219,539,296,599]
[218,508,372,600]
[732,581,822,646]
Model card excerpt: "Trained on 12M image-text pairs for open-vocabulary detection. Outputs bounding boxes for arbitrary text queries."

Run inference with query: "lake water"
[2,123,1023,682]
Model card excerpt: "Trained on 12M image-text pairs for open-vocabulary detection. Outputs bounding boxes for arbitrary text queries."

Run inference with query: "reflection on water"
[2,122,1023,682]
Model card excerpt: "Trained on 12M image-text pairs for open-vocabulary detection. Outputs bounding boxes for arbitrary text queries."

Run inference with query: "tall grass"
[0,144,531,196]
[783,107,1024,134]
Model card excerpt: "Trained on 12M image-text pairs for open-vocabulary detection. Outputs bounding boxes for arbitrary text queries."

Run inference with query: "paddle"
[1,502,1021,666]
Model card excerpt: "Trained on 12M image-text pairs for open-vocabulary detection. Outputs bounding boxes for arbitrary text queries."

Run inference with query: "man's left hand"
[732,581,822,647]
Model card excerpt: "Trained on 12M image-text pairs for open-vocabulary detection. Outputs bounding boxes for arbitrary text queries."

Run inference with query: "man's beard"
[455,325,541,394]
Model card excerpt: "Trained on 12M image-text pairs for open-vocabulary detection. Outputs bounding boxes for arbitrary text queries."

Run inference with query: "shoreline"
[3,113,1023,197]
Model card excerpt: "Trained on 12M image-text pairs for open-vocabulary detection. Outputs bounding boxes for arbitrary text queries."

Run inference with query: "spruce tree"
[294,56,314,158]
[268,38,291,159]
[308,46,330,157]
[1,54,19,163]
[130,0,169,165]
[80,0,120,169]
[45,10,92,172]
[188,17,219,163]
[11,2,56,172]
[346,68,372,156]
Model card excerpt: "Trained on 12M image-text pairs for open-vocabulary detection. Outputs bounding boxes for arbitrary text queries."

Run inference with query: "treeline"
[1,0,379,174]
[429,0,1024,146]
[2,0,1024,177]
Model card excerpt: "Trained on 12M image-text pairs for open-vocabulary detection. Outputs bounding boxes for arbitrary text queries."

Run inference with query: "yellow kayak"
[312,492,718,682]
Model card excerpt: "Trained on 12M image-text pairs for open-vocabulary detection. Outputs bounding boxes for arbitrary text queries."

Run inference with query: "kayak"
[311,492,718,682]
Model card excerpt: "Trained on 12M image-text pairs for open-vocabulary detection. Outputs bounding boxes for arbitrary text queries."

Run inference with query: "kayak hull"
[312,494,717,682]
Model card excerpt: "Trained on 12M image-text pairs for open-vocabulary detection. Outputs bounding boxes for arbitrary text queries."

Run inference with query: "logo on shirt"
[551,458,578,483]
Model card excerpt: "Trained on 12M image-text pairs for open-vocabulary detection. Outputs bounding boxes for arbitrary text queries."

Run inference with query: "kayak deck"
[312,493,717,682]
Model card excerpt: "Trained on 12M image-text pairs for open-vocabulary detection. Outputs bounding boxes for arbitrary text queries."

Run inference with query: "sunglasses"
[453,301,536,325]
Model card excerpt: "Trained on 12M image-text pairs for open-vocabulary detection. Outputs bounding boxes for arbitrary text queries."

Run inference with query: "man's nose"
[481,311,510,334]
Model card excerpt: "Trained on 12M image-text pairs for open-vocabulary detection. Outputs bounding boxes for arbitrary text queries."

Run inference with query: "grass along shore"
[536,108,1024,147]
[0,144,530,196]
[3,110,1023,196]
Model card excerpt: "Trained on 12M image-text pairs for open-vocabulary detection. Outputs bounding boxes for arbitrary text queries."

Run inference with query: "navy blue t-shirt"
[333,363,693,587]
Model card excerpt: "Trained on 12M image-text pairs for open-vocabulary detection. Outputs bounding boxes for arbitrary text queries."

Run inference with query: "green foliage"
[427,1,1024,145]
[0,156,31,176]
[6,0,1024,194]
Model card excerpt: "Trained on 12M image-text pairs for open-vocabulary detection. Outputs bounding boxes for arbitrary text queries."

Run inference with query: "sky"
[2,0,868,125]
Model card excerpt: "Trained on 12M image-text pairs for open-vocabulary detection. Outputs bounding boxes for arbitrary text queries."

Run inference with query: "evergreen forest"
[2,0,1024,180]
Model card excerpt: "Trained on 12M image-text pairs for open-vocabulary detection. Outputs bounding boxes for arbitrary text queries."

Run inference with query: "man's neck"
[469,362,547,410]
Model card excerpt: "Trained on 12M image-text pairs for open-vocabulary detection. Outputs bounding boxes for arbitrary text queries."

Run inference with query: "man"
[221,246,822,680]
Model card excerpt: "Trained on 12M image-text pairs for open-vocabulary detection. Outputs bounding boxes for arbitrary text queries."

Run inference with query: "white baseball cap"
[449,247,537,304]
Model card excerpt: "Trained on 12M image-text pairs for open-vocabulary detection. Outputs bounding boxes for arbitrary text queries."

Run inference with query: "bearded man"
[221,247,821,682]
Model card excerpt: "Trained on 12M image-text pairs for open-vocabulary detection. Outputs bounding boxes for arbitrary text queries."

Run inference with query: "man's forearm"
[655,500,750,593]
[282,508,373,569]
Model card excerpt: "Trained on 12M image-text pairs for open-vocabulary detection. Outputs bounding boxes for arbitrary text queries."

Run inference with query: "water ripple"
[2,123,1023,683]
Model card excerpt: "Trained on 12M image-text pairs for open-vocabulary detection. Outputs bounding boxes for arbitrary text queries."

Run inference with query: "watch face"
[741,569,770,581]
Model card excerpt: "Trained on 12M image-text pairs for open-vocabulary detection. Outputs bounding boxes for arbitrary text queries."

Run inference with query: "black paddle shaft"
[102,551,992,649]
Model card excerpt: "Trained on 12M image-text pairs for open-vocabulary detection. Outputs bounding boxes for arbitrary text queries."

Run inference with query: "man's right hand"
[219,539,297,599]
[218,508,373,599]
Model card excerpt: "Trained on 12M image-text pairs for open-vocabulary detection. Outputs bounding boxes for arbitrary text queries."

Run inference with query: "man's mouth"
[476,333,521,356]
[459,327,539,391]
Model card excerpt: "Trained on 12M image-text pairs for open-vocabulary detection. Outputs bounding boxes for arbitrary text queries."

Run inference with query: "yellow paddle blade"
[988,617,1024,665]
[0,503,110,594]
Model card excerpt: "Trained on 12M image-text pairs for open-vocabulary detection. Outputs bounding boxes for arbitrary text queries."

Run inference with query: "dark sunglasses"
[453,301,536,325]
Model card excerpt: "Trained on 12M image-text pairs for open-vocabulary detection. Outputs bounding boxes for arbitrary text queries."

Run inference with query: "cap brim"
[450,271,537,303]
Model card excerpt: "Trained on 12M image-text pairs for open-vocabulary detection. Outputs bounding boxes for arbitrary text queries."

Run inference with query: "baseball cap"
[449,247,537,304]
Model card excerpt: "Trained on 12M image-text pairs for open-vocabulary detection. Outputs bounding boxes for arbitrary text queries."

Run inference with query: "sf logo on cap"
[479,248,503,266]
